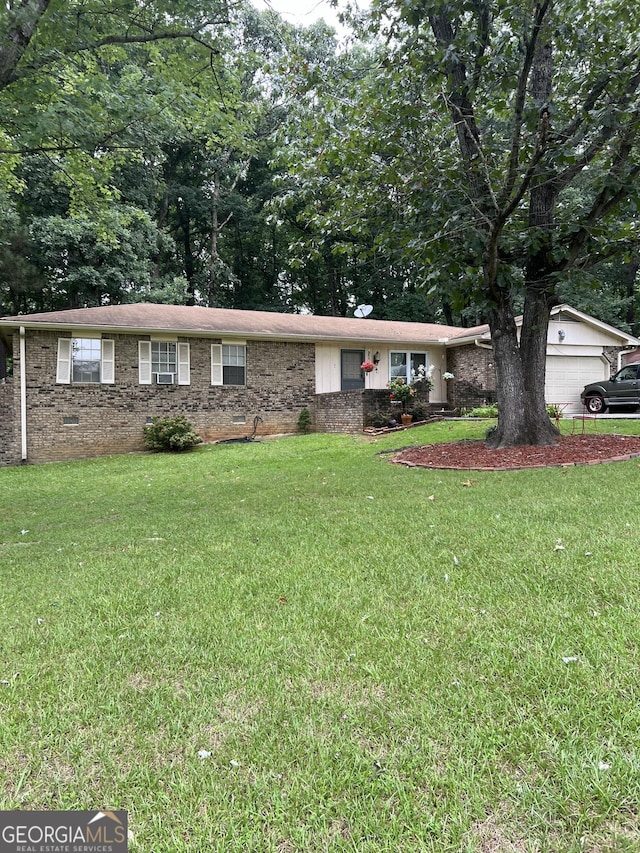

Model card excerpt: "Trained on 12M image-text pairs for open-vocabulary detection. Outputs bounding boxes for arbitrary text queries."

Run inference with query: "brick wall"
[604,346,626,374]
[362,387,432,425]
[315,385,436,434]
[314,391,366,433]
[2,330,316,466]
[315,391,365,434]
[0,378,17,466]
[445,344,497,410]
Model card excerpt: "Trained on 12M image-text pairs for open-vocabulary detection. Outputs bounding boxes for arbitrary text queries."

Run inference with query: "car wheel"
[585,395,606,414]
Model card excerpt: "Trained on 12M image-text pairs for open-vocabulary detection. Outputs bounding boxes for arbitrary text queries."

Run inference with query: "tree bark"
[486,18,559,447]
[0,0,51,91]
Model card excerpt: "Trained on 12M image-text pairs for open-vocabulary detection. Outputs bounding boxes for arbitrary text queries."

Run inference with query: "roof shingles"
[0,303,471,345]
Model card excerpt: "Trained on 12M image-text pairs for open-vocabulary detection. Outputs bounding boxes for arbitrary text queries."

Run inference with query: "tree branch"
[553,59,640,193]
[560,134,640,271]
[498,0,551,208]
[429,11,498,218]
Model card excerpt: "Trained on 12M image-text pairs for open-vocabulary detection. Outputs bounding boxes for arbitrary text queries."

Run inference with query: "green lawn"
[1,420,640,852]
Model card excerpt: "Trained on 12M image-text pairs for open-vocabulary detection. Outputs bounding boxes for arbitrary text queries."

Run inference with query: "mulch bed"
[391,433,640,471]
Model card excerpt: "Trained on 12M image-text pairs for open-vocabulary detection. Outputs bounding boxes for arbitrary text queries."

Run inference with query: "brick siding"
[315,391,366,434]
[1,330,316,466]
[0,379,17,466]
[315,386,433,433]
[603,346,624,374]
[445,344,497,410]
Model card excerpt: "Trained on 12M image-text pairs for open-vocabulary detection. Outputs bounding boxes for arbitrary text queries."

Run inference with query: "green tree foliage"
[277,0,640,445]
[0,3,291,315]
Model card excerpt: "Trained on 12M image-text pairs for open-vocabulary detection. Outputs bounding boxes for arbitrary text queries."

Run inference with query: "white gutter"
[617,346,638,370]
[19,325,27,462]
[474,337,492,350]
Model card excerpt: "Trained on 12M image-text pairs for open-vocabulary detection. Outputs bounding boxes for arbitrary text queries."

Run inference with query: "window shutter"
[56,338,72,384]
[177,342,190,385]
[211,344,223,385]
[101,339,115,384]
[138,341,152,384]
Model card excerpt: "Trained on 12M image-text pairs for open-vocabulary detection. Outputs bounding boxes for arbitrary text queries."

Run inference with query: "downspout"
[474,338,495,403]
[19,326,27,462]
[617,346,638,371]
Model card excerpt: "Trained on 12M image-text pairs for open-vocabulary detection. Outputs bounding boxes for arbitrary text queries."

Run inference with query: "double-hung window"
[138,340,190,385]
[390,351,428,383]
[211,344,246,386]
[56,338,115,384]
[152,341,176,378]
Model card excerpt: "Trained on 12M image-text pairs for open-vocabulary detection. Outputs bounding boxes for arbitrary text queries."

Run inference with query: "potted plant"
[389,366,435,425]
[388,377,416,424]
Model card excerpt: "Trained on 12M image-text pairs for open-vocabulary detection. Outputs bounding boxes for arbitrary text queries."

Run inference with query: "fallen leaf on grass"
[461,480,474,487]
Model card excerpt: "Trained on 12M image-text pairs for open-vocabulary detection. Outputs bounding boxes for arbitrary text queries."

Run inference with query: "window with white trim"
[56,338,115,384]
[138,341,190,385]
[152,341,176,377]
[211,344,246,386]
[390,351,428,383]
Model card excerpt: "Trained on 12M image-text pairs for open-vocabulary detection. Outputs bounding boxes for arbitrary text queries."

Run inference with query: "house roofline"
[444,303,640,347]
[0,304,463,347]
[548,303,640,344]
[0,318,457,348]
[2,301,638,348]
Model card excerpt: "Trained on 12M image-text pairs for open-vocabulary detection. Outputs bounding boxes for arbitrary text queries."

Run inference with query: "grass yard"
[1,419,640,852]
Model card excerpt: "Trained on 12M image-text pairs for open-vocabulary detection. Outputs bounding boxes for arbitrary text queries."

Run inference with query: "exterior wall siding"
[0,378,16,466]
[445,344,497,410]
[604,346,624,374]
[315,391,366,434]
[315,386,434,434]
[2,330,316,466]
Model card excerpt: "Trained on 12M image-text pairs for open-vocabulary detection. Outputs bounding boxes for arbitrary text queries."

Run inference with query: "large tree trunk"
[488,24,559,448]
[486,293,559,448]
[519,289,560,444]
[487,300,526,448]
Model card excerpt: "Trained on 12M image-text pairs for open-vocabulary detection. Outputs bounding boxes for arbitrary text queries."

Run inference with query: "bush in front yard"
[463,404,499,418]
[144,415,203,452]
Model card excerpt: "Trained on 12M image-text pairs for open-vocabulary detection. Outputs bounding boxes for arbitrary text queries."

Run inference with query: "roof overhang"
[443,303,640,348]
[0,305,460,348]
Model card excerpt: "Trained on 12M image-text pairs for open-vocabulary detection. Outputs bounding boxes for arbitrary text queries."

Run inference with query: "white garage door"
[545,356,609,413]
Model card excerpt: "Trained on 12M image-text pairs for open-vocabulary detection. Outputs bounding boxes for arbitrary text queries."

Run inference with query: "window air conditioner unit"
[156,372,175,385]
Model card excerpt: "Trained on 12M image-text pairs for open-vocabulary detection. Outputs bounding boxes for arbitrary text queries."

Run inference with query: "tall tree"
[279,0,640,446]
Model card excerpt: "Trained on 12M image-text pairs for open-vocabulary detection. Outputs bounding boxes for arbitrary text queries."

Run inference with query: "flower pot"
[401,413,413,426]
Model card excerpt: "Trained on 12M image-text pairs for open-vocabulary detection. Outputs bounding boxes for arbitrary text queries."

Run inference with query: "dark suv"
[580,364,640,413]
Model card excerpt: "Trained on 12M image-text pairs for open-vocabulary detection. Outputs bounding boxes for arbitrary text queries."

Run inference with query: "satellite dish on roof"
[354,304,373,318]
